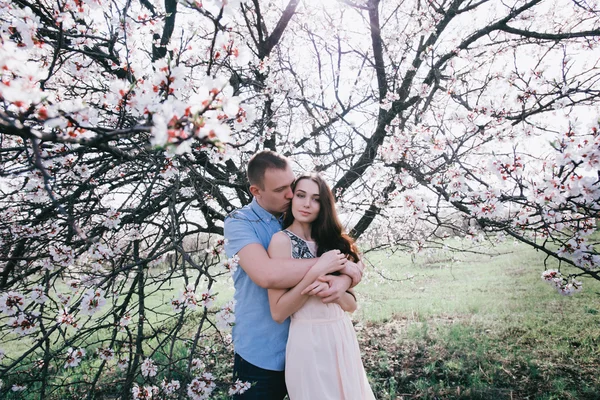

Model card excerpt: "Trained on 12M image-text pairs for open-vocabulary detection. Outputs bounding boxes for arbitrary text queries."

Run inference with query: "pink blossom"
[57,309,78,329]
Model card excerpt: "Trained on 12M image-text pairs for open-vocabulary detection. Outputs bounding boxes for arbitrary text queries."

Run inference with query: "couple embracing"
[224,150,376,400]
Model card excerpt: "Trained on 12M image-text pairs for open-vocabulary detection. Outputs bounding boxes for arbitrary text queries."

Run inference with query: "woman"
[267,173,375,400]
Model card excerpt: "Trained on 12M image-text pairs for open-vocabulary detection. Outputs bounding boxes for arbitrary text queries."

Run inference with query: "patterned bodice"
[282,229,344,321]
[282,230,316,259]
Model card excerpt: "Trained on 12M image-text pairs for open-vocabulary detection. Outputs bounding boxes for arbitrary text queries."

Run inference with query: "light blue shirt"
[224,198,289,371]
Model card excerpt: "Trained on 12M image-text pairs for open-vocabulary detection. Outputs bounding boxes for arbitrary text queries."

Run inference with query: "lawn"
[2,239,599,399]
[354,240,600,399]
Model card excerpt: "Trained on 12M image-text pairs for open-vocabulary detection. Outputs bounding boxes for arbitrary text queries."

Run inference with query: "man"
[224,150,362,399]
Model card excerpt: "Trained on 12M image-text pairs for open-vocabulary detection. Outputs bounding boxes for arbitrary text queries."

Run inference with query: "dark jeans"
[232,353,287,400]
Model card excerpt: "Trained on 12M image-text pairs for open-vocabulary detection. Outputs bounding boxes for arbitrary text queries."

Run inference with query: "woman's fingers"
[309,283,327,295]
[301,280,330,296]
[301,282,319,295]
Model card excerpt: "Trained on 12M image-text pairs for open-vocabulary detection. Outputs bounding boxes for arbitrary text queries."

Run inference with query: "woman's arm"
[267,232,336,323]
[336,289,357,313]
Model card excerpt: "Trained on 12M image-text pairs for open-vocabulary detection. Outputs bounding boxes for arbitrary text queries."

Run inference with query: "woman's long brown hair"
[283,173,359,263]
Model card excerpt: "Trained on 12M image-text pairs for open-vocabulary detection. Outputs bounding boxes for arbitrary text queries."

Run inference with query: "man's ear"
[249,184,261,198]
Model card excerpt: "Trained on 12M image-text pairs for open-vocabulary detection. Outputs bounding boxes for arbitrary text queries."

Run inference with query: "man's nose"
[285,188,293,199]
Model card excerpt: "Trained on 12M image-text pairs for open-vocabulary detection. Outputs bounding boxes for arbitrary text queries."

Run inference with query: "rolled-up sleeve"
[224,213,261,258]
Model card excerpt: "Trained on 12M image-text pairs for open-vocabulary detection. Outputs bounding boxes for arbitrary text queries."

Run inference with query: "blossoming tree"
[0,0,598,398]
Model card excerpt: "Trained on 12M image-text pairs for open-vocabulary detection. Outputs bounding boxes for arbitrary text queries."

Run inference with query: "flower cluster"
[79,288,107,316]
[187,373,216,400]
[57,309,78,329]
[117,355,129,371]
[171,284,200,312]
[221,255,240,275]
[97,348,115,361]
[199,288,215,308]
[0,291,27,316]
[228,379,251,396]
[132,383,159,399]
[141,357,158,377]
[64,348,86,368]
[29,285,48,304]
[8,312,39,336]
[161,379,181,396]
[216,300,236,330]
[541,270,583,296]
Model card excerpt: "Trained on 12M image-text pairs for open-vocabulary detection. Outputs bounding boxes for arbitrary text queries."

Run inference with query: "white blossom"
[97,348,115,361]
[79,288,107,316]
[64,348,86,368]
[0,291,27,316]
[141,357,158,377]
[187,373,216,400]
[228,379,251,396]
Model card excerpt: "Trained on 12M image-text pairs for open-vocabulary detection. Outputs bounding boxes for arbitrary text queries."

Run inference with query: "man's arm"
[237,243,312,289]
[340,259,364,288]
[224,214,349,290]
[236,241,348,290]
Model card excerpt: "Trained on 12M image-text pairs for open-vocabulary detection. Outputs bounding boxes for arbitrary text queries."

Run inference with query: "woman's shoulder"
[269,230,292,245]
[267,230,293,258]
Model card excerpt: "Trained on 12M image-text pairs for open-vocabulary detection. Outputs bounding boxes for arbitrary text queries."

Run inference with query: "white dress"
[283,230,376,400]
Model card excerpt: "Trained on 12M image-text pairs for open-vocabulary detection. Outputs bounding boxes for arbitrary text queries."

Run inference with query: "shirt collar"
[250,198,282,224]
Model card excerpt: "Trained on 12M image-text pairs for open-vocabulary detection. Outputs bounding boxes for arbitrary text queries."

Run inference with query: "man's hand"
[340,260,364,288]
[313,274,352,303]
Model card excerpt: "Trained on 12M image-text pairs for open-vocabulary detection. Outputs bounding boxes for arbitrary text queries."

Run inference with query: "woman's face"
[291,179,320,224]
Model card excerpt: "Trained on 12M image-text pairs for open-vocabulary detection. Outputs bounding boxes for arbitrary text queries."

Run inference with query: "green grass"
[354,240,600,399]
[3,239,600,399]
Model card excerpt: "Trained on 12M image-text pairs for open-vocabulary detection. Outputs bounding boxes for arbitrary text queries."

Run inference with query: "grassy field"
[354,240,600,399]
[2,240,599,399]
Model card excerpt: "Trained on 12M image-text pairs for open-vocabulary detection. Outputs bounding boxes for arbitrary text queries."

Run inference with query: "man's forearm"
[261,257,316,289]
[339,260,364,288]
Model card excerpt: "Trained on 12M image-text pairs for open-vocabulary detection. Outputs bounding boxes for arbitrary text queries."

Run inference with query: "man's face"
[252,166,295,215]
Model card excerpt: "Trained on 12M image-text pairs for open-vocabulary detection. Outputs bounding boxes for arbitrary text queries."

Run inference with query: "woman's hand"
[300,278,330,296]
[311,249,347,276]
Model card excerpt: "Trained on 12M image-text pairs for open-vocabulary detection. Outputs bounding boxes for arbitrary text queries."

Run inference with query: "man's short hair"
[247,150,289,188]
